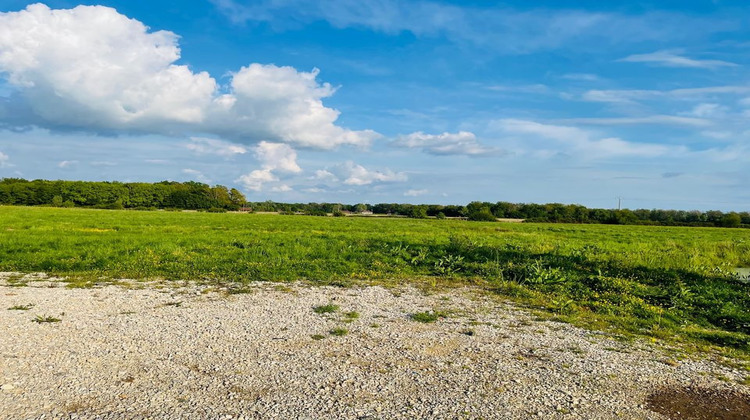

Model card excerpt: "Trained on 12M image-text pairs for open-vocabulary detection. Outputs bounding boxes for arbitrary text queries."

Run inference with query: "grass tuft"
[329,328,348,336]
[313,304,339,314]
[32,314,61,323]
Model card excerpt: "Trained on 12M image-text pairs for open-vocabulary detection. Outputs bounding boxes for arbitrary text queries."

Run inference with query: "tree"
[721,213,742,228]
[229,188,246,207]
[409,205,428,219]
[51,195,63,207]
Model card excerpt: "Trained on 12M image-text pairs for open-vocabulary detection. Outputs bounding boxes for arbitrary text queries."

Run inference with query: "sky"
[0,1,749,210]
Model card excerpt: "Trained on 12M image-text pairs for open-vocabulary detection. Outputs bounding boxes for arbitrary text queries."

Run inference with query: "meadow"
[1,206,749,355]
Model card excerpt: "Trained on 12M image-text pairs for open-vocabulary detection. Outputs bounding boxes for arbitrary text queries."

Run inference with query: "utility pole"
[617,197,622,210]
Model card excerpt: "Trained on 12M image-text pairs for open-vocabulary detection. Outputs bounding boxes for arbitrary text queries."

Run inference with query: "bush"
[51,195,63,207]
[62,200,75,208]
[332,210,346,217]
[409,206,428,219]
[467,209,496,222]
[207,207,227,213]
[436,212,446,220]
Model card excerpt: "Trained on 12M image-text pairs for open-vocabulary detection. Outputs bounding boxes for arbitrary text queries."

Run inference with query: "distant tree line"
[0,178,246,211]
[0,178,747,227]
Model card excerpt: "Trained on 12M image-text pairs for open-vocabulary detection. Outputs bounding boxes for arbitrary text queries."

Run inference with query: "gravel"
[1,272,748,419]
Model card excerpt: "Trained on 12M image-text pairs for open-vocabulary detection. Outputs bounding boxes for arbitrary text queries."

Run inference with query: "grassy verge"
[1,206,748,357]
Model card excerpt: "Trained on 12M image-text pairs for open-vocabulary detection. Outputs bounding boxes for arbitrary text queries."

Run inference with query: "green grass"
[329,328,348,336]
[411,311,447,323]
[1,206,749,355]
[313,304,339,314]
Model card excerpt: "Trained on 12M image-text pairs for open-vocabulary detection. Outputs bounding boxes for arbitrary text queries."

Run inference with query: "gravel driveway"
[1,273,748,419]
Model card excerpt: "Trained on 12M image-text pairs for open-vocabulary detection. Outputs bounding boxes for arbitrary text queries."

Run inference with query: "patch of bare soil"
[647,386,750,420]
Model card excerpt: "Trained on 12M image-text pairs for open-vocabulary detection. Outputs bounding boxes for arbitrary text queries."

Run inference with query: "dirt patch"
[647,386,750,420]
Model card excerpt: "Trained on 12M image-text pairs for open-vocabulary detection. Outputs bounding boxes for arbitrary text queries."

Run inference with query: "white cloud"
[270,184,292,192]
[235,169,278,192]
[561,115,711,127]
[58,160,78,168]
[619,50,737,69]
[0,151,9,167]
[333,161,407,185]
[393,131,498,156]
[186,137,247,157]
[0,4,377,149]
[404,189,428,197]
[310,169,338,181]
[493,119,677,158]
[582,86,750,104]
[254,141,301,173]
[234,141,302,193]
[686,103,728,118]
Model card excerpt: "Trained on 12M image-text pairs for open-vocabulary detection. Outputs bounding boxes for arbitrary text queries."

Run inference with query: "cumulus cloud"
[235,169,278,192]
[619,50,737,69]
[493,119,678,158]
[0,4,377,149]
[254,141,301,173]
[333,161,407,185]
[234,141,301,192]
[393,131,498,156]
[186,137,247,157]
[0,151,9,167]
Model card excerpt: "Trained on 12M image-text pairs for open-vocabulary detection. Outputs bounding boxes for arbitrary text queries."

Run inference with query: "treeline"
[254,200,748,228]
[0,178,246,210]
[0,178,747,228]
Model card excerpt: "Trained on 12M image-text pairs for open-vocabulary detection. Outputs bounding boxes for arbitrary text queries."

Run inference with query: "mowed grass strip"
[1,206,749,355]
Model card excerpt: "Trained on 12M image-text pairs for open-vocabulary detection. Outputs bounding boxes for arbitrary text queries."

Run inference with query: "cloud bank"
[0,4,377,149]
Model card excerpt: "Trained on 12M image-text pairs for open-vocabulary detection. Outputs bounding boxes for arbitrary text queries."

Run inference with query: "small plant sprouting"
[311,334,326,340]
[410,310,447,323]
[329,328,348,336]
[343,311,360,322]
[313,304,339,314]
[32,315,61,323]
[8,304,34,311]
[164,301,183,307]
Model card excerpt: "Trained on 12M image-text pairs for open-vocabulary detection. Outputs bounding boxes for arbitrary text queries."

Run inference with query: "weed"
[329,328,348,336]
[410,310,447,323]
[8,304,34,310]
[311,334,326,340]
[343,311,360,320]
[32,315,61,323]
[313,304,339,314]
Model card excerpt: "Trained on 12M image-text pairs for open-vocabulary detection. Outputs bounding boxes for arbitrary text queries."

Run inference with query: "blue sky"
[1,1,749,210]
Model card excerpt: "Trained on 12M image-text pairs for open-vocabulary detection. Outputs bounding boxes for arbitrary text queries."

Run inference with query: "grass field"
[1,206,749,355]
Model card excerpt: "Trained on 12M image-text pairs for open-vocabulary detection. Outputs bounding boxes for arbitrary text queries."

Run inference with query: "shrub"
[467,208,496,222]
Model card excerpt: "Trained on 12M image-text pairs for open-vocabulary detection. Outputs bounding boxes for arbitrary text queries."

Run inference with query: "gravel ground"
[1,272,748,420]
